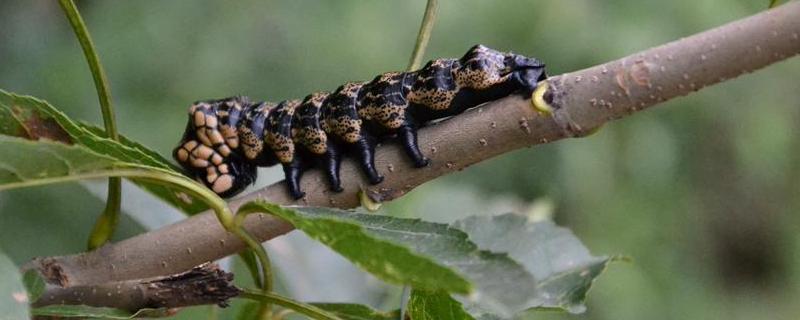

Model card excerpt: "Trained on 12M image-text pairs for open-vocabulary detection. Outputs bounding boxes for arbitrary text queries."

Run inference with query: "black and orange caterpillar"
[174,45,546,199]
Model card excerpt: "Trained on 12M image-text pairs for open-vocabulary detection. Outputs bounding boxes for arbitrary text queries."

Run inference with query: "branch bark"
[26,1,800,308]
[33,263,239,310]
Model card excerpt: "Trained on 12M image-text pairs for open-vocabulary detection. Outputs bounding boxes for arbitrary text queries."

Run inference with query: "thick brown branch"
[33,263,239,311]
[26,1,800,307]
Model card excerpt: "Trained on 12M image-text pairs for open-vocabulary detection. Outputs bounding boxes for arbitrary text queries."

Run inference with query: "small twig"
[407,0,439,71]
[235,209,275,295]
[57,0,122,250]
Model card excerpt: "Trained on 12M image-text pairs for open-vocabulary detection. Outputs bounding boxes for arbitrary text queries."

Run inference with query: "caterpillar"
[173,45,547,199]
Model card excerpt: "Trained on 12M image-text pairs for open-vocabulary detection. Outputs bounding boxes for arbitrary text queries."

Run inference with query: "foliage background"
[1,0,799,319]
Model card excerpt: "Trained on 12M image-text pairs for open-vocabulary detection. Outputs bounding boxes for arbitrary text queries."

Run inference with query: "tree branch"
[26,1,800,308]
[33,263,239,310]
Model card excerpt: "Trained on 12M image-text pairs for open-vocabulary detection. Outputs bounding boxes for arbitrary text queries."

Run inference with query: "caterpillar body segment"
[174,45,547,199]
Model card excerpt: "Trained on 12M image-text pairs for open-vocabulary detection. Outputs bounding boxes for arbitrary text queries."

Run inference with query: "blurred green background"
[1,1,799,319]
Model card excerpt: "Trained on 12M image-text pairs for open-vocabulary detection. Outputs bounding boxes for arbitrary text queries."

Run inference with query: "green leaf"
[0,135,119,187]
[407,290,476,320]
[22,270,45,302]
[0,135,179,190]
[0,135,218,219]
[31,305,169,318]
[0,89,207,214]
[0,90,155,166]
[0,250,30,320]
[242,202,539,316]
[312,303,400,320]
[452,214,614,314]
[78,122,180,172]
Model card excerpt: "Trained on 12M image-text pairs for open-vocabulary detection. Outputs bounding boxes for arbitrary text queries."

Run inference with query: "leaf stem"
[240,289,343,320]
[406,0,439,71]
[235,206,277,319]
[56,0,118,140]
[87,180,122,249]
[57,0,122,250]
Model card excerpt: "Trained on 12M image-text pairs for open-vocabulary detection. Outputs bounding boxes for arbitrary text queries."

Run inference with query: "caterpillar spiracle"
[173,45,547,199]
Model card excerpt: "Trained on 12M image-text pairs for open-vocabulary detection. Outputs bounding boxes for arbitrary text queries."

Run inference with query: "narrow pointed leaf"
[0,135,119,187]
[0,89,206,214]
[0,136,208,213]
[78,122,180,172]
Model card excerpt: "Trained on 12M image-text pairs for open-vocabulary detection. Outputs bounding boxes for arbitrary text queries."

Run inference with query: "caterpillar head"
[504,53,547,91]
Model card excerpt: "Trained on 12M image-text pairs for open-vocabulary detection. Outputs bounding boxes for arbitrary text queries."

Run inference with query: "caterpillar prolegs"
[173,45,547,199]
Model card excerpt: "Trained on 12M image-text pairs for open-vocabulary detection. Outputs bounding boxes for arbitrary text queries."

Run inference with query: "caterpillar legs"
[287,125,427,199]
[353,133,384,185]
[282,157,306,199]
[283,136,381,200]
[321,140,344,193]
[398,124,429,168]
